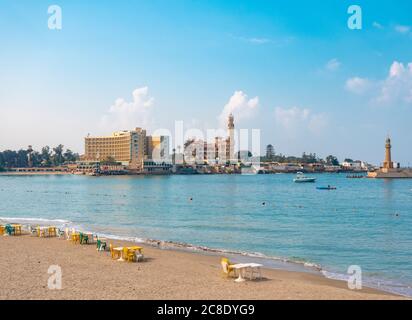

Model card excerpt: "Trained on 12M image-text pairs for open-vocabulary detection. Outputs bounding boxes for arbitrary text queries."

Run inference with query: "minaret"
[226,113,235,162]
[383,136,394,169]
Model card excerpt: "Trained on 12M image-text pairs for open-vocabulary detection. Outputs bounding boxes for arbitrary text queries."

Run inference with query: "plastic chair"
[221,258,236,278]
[5,224,15,236]
[109,244,120,260]
[79,232,89,244]
[48,227,57,237]
[71,233,80,244]
[123,247,135,262]
[135,251,144,262]
[28,226,37,236]
[96,239,107,251]
[13,225,22,235]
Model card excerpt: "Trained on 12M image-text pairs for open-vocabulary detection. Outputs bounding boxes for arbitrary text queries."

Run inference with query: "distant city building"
[341,160,365,171]
[143,160,172,174]
[146,135,170,161]
[183,113,235,165]
[266,144,274,159]
[84,128,146,170]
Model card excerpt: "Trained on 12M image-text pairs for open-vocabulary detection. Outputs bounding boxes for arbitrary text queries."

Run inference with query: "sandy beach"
[0,234,405,300]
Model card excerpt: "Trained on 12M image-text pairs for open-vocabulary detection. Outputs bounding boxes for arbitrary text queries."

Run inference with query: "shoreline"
[0,171,366,176]
[1,217,411,299]
[0,172,71,176]
[0,232,406,300]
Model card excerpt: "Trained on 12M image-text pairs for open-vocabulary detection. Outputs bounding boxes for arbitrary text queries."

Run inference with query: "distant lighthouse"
[383,137,394,169]
[226,113,235,162]
[367,136,412,178]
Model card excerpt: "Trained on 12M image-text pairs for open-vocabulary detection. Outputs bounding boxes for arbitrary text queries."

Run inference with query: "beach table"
[232,263,263,282]
[129,246,143,253]
[11,224,22,236]
[113,246,142,262]
[36,226,49,237]
[113,247,125,261]
[244,263,263,280]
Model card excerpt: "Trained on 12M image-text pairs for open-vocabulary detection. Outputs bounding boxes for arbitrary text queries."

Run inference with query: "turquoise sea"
[0,174,411,296]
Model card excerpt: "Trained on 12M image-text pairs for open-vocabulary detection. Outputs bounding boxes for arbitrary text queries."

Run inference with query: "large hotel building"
[84,128,169,170]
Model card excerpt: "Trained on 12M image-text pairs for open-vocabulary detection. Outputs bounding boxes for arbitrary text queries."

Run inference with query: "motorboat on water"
[293,172,316,183]
[317,186,337,190]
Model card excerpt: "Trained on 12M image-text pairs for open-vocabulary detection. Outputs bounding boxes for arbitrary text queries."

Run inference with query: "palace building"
[183,113,235,165]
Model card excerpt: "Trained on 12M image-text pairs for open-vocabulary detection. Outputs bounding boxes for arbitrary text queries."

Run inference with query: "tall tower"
[226,113,235,162]
[383,136,394,169]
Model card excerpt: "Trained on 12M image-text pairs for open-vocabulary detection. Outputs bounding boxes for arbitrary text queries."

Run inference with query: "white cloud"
[346,61,412,105]
[326,58,341,71]
[345,77,371,94]
[247,37,271,44]
[378,61,412,104]
[394,24,411,34]
[274,107,328,136]
[101,86,155,132]
[372,21,384,29]
[218,91,259,127]
[229,34,294,47]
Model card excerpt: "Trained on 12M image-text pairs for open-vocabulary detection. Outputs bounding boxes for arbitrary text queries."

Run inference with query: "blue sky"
[0,0,411,165]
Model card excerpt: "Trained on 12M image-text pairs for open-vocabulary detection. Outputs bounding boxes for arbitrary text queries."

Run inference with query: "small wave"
[0,216,71,226]
[322,270,412,298]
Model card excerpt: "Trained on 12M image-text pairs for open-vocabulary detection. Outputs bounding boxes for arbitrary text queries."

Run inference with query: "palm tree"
[53,144,64,165]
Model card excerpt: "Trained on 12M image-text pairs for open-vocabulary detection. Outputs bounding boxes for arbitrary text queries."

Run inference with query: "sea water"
[0,174,411,297]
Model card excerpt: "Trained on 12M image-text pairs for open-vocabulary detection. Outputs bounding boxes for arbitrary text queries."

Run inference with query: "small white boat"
[88,172,100,177]
[293,172,316,183]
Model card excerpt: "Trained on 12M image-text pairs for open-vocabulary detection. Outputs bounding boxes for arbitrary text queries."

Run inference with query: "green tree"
[101,156,117,165]
[16,149,28,167]
[63,149,78,162]
[326,155,339,166]
[41,146,52,167]
[52,144,64,165]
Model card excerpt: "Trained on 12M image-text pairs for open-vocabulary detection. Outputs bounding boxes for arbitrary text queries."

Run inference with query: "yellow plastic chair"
[37,227,46,238]
[109,244,120,260]
[12,224,22,236]
[71,233,80,244]
[123,247,136,262]
[221,258,236,278]
[48,226,57,237]
[0,225,5,236]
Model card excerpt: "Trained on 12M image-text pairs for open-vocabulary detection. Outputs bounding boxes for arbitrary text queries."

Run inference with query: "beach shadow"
[138,257,155,263]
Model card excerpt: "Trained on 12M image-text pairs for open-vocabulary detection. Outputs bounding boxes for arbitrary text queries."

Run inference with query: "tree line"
[262,148,354,166]
[0,145,79,170]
